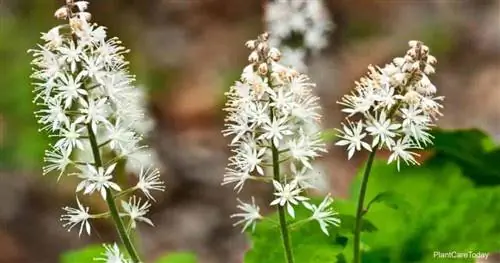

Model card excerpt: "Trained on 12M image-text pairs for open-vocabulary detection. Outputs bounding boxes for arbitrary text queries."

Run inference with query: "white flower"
[58,41,83,72]
[365,111,401,149]
[43,145,73,178]
[304,195,340,235]
[388,139,420,170]
[41,26,63,48]
[136,166,165,201]
[335,121,371,159]
[76,97,110,132]
[270,180,309,218]
[120,196,153,229]
[94,243,131,263]
[76,164,121,199]
[60,197,91,236]
[260,117,293,146]
[54,122,85,152]
[223,167,251,193]
[231,197,262,232]
[232,143,266,175]
[55,72,87,109]
[36,97,70,132]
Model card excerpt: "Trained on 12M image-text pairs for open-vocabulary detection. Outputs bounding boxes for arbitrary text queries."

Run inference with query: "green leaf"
[337,214,378,235]
[430,128,500,185]
[156,252,198,263]
[346,129,500,262]
[60,245,105,263]
[365,191,412,216]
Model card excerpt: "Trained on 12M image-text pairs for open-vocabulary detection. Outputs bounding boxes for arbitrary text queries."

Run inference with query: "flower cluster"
[336,41,444,169]
[29,2,165,260]
[222,33,339,235]
[265,0,334,72]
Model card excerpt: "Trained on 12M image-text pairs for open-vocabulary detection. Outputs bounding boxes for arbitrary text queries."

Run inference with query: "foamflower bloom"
[30,0,164,242]
[336,41,444,170]
[223,33,339,235]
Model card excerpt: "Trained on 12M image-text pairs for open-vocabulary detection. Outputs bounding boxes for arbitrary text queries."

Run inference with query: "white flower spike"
[336,41,443,170]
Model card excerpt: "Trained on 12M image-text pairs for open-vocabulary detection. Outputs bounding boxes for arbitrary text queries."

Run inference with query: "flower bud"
[261,32,270,41]
[408,40,419,48]
[258,63,268,75]
[427,55,437,65]
[393,57,405,67]
[74,1,89,11]
[245,40,256,50]
[54,7,69,19]
[257,42,268,53]
[248,51,259,63]
[268,48,281,61]
[424,64,435,75]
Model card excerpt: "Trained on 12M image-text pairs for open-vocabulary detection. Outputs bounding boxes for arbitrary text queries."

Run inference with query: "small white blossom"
[120,196,153,229]
[231,197,262,232]
[136,166,165,200]
[270,180,309,218]
[388,139,421,170]
[335,121,371,159]
[76,164,121,199]
[60,197,91,236]
[43,145,72,178]
[303,195,340,235]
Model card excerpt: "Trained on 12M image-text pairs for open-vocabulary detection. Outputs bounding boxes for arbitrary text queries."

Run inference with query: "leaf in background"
[155,252,198,263]
[430,128,500,186]
[60,245,105,263]
[365,191,412,217]
[337,214,378,235]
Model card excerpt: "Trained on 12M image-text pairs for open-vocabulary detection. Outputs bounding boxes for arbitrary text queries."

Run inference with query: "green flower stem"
[86,123,142,263]
[271,140,295,263]
[353,149,378,263]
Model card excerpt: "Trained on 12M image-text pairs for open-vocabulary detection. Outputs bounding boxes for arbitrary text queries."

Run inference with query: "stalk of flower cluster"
[334,41,443,263]
[30,1,165,262]
[222,33,340,263]
[268,72,295,263]
[87,122,140,262]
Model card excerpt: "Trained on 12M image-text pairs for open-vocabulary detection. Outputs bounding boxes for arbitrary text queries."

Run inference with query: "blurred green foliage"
[61,245,198,263]
[246,129,500,263]
[0,0,57,169]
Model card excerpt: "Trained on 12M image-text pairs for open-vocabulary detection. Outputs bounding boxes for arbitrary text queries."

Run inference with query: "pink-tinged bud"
[427,55,437,65]
[245,40,256,50]
[424,65,435,75]
[268,48,281,61]
[261,32,270,41]
[74,1,89,11]
[408,40,419,48]
[257,42,268,53]
[258,63,268,75]
[393,57,405,67]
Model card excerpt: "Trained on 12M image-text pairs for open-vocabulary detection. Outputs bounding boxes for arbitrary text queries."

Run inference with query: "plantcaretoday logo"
[433,251,489,260]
